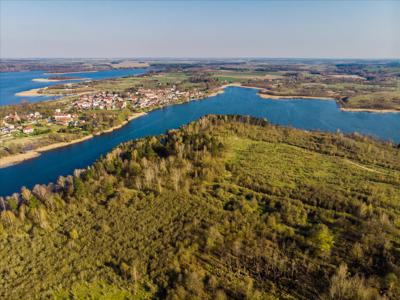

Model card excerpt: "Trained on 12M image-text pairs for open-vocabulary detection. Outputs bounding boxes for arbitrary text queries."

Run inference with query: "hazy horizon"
[1,56,400,60]
[1,0,399,59]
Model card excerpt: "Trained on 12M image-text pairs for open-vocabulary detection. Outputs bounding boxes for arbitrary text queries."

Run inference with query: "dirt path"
[344,159,384,174]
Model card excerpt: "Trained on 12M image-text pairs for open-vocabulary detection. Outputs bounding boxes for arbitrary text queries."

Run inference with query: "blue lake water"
[0,68,148,106]
[0,86,399,196]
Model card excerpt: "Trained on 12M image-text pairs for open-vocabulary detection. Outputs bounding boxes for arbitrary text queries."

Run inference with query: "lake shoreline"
[258,92,335,100]
[15,88,47,97]
[220,83,335,100]
[32,78,62,83]
[44,71,99,75]
[0,112,146,169]
[225,83,399,113]
[15,87,89,98]
[3,85,399,169]
[32,77,85,83]
[1,85,228,168]
[17,79,398,114]
[339,107,400,113]
[1,85,399,196]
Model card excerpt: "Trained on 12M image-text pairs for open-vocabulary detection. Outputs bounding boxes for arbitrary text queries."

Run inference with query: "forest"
[0,115,399,299]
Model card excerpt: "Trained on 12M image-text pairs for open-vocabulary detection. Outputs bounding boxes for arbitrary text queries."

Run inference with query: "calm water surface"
[1,86,399,196]
[0,69,148,105]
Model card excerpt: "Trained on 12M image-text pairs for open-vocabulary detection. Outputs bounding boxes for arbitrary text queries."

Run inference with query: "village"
[0,85,210,140]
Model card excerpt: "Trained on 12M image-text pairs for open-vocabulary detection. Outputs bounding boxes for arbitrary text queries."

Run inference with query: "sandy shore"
[32,78,62,83]
[33,77,86,83]
[340,107,400,113]
[44,71,98,75]
[94,113,146,135]
[15,88,46,97]
[0,152,42,169]
[257,92,334,100]
[0,135,94,169]
[207,89,226,97]
[15,87,64,98]
[207,83,252,97]
[0,112,146,169]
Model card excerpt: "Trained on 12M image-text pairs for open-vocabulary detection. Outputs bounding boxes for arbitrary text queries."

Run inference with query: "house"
[115,101,127,109]
[53,113,73,126]
[27,111,42,121]
[22,125,34,134]
[5,112,21,123]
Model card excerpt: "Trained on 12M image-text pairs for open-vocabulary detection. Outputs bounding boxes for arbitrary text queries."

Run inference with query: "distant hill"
[0,58,148,73]
[1,115,399,299]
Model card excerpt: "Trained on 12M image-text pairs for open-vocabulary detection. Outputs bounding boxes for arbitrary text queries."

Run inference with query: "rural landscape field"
[0,1,399,299]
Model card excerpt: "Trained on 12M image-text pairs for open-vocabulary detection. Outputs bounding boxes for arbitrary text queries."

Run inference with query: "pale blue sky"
[1,0,399,58]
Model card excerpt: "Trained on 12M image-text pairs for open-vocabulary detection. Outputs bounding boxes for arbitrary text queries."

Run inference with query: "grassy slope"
[0,115,399,299]
[344,90,400,110]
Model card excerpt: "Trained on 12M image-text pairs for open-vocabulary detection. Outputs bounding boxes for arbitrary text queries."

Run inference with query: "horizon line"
[1,56,400,61]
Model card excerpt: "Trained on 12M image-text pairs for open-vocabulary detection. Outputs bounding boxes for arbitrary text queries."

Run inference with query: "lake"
[0,68,148,106]
[0,86,399,196]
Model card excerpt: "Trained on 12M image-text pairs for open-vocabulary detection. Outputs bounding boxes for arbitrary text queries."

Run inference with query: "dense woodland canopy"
[0,115,400,299]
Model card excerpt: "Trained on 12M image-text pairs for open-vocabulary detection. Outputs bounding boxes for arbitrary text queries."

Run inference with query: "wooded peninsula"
[1,115,399,299]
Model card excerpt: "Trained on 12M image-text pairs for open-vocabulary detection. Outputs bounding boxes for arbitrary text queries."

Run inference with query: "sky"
[0,0,399,59]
